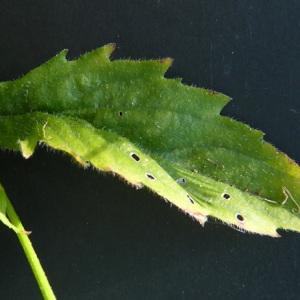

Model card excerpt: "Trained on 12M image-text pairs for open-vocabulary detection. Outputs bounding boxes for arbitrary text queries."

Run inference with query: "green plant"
[0,44,299,298]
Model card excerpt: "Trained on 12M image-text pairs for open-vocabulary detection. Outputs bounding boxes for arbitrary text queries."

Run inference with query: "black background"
[1,1,300,299]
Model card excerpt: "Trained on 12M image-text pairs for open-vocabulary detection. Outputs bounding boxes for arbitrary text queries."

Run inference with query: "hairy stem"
[6,197,56,300]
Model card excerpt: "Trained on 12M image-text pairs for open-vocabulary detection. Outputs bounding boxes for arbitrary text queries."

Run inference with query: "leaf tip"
[56,49,69,60]
[103,43,116,60]
[18,140,36,159]
[156,57,174,75]
[107,43,116,51]
[159,57,174,66]
[19,230,32,236]
[184,208,207,225]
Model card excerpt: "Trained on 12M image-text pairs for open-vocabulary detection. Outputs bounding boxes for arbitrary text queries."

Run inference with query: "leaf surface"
[0,44,299,236]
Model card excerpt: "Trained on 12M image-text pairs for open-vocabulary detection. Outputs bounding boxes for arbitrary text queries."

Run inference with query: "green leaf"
[0,44,299,236]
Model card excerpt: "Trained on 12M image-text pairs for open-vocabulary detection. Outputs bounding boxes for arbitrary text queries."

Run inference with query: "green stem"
[6,197,56,300]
